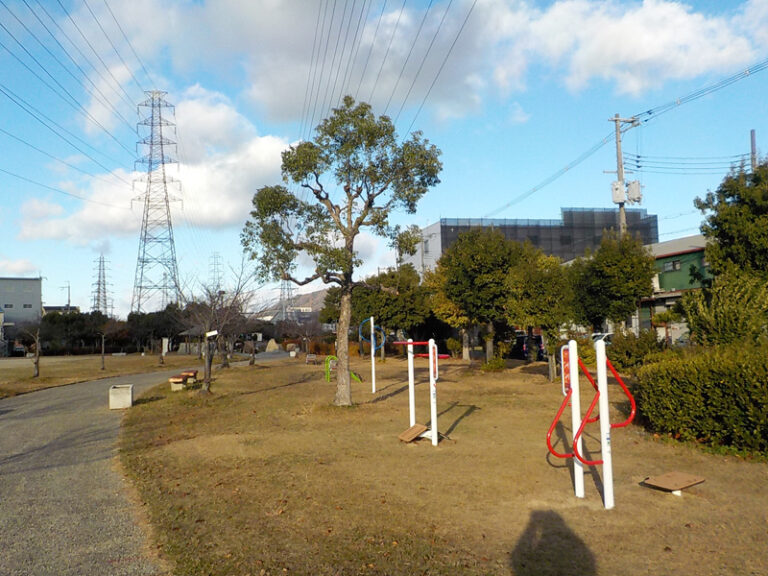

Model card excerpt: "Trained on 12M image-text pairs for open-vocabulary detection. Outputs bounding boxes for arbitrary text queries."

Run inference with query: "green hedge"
[635,343,768,454]
[608,329,664,372]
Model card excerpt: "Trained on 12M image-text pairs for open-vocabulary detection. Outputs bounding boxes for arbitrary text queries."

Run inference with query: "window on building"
[423,239,429,254]
[663,260,681,272]
[4,304,13,308]
[23,304,32,308]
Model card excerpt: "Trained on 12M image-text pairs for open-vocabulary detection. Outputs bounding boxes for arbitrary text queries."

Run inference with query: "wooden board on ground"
[399,424,428,443]
[642,471,705,493]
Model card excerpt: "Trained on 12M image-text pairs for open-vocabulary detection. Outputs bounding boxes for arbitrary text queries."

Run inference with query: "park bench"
[169,374,188,391]
[305,353,318,364]
[181,369,198,383]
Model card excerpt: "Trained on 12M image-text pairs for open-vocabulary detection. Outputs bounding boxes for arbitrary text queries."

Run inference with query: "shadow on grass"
[545,422,605,501]
[510,509,596,575]
[134,396,164,406]
[519,363,550,377]
[439,402,479,437]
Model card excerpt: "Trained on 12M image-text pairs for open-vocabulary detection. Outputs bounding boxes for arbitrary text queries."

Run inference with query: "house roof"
[647,234,707,259]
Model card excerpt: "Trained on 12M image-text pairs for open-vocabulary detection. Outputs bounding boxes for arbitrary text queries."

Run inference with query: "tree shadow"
[519,363,549,377]
[510,509,596,576]
[438,402,479,436]
[133,395,164,405]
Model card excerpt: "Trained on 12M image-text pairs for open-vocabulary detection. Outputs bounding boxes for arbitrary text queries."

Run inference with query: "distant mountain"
[293,288,328,311]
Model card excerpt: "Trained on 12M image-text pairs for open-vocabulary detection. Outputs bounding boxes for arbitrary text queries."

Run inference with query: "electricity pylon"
[131,90,181,313]
[91,253,110,315]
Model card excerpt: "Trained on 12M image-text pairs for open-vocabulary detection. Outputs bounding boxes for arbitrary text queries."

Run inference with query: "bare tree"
[181,261,257,392]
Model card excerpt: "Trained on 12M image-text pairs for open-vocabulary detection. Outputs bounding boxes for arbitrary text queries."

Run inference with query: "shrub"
[480,356,506,372]
[446,337,462,358]
[608,329,664,372]
[635,342,768,455]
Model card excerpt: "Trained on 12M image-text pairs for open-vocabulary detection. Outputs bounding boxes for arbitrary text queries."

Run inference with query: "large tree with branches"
[242,96,441,406]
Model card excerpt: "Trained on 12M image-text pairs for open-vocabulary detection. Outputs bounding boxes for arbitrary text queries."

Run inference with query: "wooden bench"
[169,374,188,391]
[180,370,198,383]
[305,353,318,364]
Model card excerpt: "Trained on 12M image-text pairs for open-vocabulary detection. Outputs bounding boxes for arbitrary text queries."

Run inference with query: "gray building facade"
[0,277,43,326]
[406,208,659,274]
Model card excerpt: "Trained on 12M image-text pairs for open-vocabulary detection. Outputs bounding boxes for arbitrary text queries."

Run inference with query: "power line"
[54,0,139,111]
[404,0,478,135]
[101,0,157,89]
[384,0,435,115]
[81,0,146,94]
[1,0,136,132]
[354,0,388,102]
[368,0,407,104]
[0,166,130,209]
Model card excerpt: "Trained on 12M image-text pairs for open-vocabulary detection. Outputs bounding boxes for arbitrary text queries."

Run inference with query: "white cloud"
[0,258,38,276]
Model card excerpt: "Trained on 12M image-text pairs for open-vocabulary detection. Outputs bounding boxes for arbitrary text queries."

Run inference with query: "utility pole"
[611,114,641,235]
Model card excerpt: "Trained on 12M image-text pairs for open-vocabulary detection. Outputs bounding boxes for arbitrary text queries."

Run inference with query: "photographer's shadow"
[510,509,596,575]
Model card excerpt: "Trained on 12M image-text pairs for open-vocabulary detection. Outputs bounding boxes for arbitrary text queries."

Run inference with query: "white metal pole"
[370,317,376,394]
[407,339,415,427]
[568,340,584,499]
[596,339,614,509]
[428,338,438,446]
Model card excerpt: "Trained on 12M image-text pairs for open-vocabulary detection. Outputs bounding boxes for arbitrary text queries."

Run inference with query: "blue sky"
[2,0,768,317]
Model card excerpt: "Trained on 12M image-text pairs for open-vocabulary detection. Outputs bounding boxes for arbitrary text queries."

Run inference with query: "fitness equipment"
[547,339,636,509]
[393,339,442,446]
[324,355,361,383]
[359,317,386,393]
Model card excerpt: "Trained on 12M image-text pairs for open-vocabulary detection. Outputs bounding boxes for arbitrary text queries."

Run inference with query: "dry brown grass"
[120,355,768,576]
[0,353,200,398]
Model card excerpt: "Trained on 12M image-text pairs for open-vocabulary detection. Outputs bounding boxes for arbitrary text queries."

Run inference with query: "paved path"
[0,370,182,576]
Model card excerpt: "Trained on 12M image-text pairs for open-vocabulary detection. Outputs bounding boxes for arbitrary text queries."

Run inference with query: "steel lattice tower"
[131,90,181,313]
[91,253,110,314]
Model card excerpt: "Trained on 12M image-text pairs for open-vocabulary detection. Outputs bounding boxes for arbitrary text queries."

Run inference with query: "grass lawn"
[119,355,768,576]
[0,353,201,398]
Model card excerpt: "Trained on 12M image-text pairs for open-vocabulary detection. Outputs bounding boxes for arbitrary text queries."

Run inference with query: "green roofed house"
[640,234,711,343]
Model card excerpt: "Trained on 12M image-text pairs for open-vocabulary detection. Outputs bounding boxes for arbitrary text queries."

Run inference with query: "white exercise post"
[370,316,376,394]
[567,340,585,499]
[407,339,416,427]
[595,339,615,509]
[428,338,438,446]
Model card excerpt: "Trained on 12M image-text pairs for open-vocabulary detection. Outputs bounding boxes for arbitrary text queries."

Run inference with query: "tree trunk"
[334,288,353,406]
[485,322,494,362]
[462,328,470,361]
[220,338,230,368]
[33,342,40,378]
[202,339,214,392]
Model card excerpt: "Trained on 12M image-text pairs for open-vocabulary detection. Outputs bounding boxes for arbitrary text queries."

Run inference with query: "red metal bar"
[606,358,636,428]
[546,388,574,459]
[572,391,603,466]
[577,357,600,424]
[392,341,429,346]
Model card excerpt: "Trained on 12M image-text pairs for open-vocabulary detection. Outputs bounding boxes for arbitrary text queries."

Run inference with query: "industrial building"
[405,207,659,275]
[0,277,43,353]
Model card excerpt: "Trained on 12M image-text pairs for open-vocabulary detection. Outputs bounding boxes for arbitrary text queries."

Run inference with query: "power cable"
[393,0,453,124]
[308,0,338,140]
[299,0,324,140]
[0,82,132,179]
[54,0,138,111]
[368,0,407,104]
[81,0,146,94]
[384,0,435,115]
[2,0,136,132]
[354,0,388,101]
[0,166,130,209]
[319,0,353,121]
[340,0,373,103]
[0,126,132,187]
[404,0,477,136]
[102,0,157,89]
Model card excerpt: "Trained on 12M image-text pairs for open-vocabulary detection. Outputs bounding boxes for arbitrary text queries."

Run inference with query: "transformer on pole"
[131,90,181,313]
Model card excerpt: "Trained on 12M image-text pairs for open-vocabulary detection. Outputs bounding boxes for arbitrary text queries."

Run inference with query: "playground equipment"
[547,339,636,509]
[324,355,361,383]
[392,339,448,447]
[359,317,386,393]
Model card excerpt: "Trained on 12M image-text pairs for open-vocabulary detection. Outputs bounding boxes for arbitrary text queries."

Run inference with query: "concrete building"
[0,277,43,352]
[405,208,659,275]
